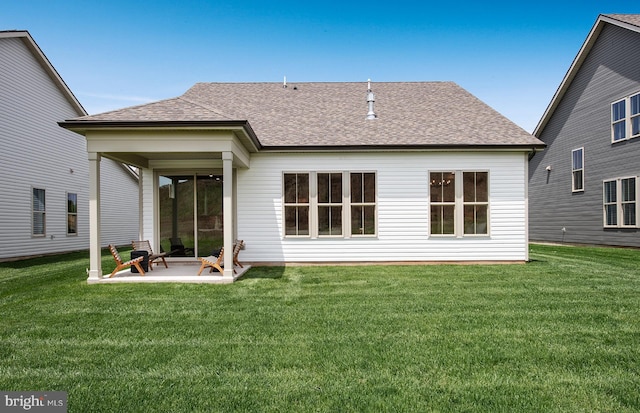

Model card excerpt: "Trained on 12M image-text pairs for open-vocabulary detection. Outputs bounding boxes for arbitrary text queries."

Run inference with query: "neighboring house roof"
[0,30,86,116]
[534,14,640,136]
[62,81,544,150]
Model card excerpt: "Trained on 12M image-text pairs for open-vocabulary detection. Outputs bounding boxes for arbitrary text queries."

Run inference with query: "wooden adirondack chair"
[197,248,224,275]
[132,240,168,270]
[108,244,145,277]
[233,239,244,268]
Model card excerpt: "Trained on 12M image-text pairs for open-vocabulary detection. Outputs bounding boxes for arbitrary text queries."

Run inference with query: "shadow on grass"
[0,250,91,269]
[238,266,285,281]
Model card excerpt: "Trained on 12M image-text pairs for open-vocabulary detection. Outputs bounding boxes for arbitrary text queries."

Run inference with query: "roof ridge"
[177,95,236,120]
[79,96,181,118]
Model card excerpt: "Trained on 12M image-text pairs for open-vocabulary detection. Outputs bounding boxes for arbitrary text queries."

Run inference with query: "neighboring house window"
[430,171,489,237]
[603,177,638,227]
[32,188,46,236]
[350,172,376,235]
[317,173,343,236]
[612,99,626,142]
[67,193,78,235]
[283,171,377,238]
[572,148,584,192]
[284,173,310,236]
[611,92,640,142]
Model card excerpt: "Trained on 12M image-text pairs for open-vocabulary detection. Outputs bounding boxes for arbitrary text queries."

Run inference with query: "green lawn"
[0,244,639,412]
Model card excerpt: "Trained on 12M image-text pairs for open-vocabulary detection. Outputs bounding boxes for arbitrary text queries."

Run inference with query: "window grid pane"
[431,205,455,235]
[612,100,626,121]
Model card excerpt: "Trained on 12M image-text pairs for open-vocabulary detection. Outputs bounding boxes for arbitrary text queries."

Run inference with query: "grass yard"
[0,244,639,412]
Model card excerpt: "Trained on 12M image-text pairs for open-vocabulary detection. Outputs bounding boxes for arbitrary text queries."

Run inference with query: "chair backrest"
[170,237,184,247]
[132,240,153,254]
[233,240,244,256]
[109,244,123,265]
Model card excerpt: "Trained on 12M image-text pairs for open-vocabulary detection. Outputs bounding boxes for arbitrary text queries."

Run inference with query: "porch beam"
[88,152,102,281]
[222,152,234,278]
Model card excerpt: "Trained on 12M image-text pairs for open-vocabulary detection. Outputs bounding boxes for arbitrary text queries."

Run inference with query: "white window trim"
[282,171,377,239]
[429,170,490,238]
[603,176,639,228]
[611,92,640,143]
[571,147,584,193]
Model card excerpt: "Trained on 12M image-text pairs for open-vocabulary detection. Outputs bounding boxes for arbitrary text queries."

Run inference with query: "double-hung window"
[284,173,310,236]
[430,172,456,235]
[612,92,640,142]
[67,192,78,235]
[317,173,343,236]
[430,171,489,237]
[350,172,376,235]
[463,172,489,235]
[32,188,46,236]
[283,171,377,238]
[603,177,638,227]
[571,148,584,192]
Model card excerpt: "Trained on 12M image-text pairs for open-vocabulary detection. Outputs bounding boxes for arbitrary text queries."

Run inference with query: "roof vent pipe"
[366,79,377,120]
[283,76,287,88]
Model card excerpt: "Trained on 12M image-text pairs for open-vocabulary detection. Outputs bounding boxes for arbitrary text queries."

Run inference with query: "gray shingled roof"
[605,14,640,27]
[71,81,543,148]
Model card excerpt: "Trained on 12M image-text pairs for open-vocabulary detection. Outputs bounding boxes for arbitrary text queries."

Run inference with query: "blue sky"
[4,1,640,132]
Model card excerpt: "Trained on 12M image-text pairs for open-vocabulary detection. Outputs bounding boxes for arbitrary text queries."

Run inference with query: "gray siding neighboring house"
[0,30,139,260]
[529,14,640,247]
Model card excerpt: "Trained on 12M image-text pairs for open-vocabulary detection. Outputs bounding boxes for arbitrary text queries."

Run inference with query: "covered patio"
[60,117,261,283]
[97,261,252,284]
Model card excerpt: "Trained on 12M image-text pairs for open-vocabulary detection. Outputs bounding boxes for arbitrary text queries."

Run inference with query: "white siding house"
[60,81,544,282]
[0,31,138,260]
[237,152,529,263]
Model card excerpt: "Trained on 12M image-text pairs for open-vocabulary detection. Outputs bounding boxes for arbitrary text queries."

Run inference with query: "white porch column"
[222,152,234,278]
[88,152,102,281]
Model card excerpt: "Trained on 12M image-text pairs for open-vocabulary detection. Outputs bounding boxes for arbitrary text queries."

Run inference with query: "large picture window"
[32,188,45,236]
[430,171,489,237]
[612,92,640,142]
[603,177,638,228]
[283,171,377,238]
[284,173,310,236]
[67,193,78,235]
[572,148,584,192]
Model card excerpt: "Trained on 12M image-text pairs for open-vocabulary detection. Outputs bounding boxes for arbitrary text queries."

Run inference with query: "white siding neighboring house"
[60,81,544,282]
[0,30,138,261]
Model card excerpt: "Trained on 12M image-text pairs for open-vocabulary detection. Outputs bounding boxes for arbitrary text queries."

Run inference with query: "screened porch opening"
[158,173,224,258]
